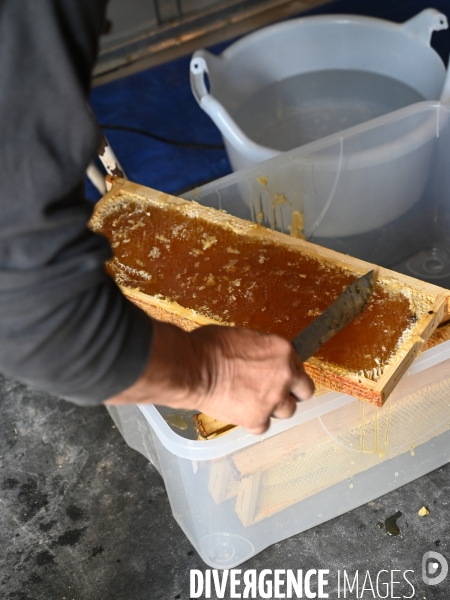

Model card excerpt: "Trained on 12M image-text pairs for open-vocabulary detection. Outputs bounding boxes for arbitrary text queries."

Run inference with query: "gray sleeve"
[0,0,154,405]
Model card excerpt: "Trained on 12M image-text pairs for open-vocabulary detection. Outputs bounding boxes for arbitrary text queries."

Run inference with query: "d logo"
[422,551,448,586]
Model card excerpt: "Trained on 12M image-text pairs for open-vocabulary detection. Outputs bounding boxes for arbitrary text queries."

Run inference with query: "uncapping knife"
[292,270,376,362]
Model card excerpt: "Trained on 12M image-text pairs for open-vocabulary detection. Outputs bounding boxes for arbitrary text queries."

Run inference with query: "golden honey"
[97,196,416,376]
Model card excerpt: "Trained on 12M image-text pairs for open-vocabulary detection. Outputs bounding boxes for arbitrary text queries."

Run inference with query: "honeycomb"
[97,195,421,375]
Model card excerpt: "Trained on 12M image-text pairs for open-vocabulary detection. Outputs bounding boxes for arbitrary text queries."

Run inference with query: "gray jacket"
[0,0,154,405]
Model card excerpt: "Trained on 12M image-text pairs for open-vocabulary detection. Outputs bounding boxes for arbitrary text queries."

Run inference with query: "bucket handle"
[190,51,278,163]
[190,50,221,104]
[440,54,450,103]
[401,8,448,45]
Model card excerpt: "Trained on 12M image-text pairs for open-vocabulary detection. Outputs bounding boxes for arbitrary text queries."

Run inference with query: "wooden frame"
[208,372,450,526]
[90,177,450,406]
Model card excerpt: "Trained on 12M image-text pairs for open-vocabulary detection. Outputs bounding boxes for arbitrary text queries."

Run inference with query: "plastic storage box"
[107,102,450,567]
[107,342,450,568]
[185,102,450,284]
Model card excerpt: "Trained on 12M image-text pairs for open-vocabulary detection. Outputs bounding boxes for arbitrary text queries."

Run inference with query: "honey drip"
[164,414,188,431]
[99,198,417,375]
[385,397,392,448]
[360,402,365,452]
[357,398,392,456]
[375,407,379,454]
[385,511,402,536]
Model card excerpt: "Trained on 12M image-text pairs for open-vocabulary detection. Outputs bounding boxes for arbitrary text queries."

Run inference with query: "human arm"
[0,0,314,431]
[105,320,315,435]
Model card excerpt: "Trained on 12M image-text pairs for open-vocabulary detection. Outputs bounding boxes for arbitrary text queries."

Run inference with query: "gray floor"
[1,374,450,599]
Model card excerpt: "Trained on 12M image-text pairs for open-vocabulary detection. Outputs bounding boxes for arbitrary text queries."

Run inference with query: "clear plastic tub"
[108,341,450,568]
[185,101,450,283]
[107,101,450,567]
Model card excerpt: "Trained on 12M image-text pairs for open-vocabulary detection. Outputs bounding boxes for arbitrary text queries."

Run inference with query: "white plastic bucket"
[190,9,448,171]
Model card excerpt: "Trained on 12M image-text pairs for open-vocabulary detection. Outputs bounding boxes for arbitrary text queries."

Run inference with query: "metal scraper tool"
[292,270,376,362]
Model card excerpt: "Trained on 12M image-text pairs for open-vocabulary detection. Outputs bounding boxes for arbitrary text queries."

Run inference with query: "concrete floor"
[1,374,450,599]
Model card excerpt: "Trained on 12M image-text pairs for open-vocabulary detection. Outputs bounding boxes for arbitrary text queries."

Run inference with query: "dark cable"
[100,123,225,150]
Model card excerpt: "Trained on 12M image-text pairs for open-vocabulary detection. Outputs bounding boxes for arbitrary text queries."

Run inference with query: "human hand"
[105,320,315,434]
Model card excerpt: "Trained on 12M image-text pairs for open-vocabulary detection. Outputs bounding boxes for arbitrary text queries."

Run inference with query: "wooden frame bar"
[90,178,450,407]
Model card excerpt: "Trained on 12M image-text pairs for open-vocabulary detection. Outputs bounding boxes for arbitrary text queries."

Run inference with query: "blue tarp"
[87,0,450,202]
